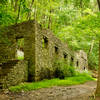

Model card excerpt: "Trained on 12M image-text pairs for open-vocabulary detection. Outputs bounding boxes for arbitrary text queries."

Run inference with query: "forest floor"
[0,81,96,100]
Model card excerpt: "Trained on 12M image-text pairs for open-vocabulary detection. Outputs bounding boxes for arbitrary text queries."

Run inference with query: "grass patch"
[17,56,24,60]
[9,73,96,92]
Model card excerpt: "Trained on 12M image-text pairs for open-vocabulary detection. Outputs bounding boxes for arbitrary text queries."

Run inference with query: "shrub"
[88,52,98,70]
[40,67,54,80]
[54,59,76,79]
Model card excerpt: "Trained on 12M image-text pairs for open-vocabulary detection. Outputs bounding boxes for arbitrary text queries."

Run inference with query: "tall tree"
[95,0,100,99]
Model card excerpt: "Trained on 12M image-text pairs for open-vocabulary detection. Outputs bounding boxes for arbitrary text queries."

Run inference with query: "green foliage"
[73,13,100,70]
[9,73,95,92]
[17,38,24,48]
[0,0,99,70]
[54,59,76,79]
[17,56,24,60]
[88,42,99,70]
[55,11,100,70]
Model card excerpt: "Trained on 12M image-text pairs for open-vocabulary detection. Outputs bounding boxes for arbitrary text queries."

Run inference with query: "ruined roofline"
[0,20,36,38]
[20,20,75,57]
[1,20,75,57]
[41,28,74,57]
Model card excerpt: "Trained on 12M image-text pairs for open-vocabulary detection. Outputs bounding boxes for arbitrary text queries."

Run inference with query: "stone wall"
[35,26,75,81]
[0,43,16,63]
[0,20,88,87]
[0,60,28,88]
[35,23,88,81]
[0,20,36,81]
[75,50,88,71]
[0,30,16,63]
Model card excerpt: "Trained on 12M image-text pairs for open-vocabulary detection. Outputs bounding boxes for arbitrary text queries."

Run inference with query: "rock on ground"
[0,81,96,100]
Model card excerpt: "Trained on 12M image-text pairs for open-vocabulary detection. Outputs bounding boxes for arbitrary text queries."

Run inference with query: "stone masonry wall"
[35,23,81,81]
[0,20,88,87]
[0,60,28,88]
[75,50,88,71]
[0,20,36,81]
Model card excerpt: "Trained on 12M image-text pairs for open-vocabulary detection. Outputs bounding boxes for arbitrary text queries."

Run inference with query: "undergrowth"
[9,72,96,92]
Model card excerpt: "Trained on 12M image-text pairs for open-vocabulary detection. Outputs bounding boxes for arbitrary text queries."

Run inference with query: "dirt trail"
[0,81,97,100]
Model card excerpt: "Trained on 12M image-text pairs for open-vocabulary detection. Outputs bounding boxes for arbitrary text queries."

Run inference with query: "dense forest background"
[0,0,100,70]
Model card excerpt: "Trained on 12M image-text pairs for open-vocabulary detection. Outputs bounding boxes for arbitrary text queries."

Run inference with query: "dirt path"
[0,81,97,100]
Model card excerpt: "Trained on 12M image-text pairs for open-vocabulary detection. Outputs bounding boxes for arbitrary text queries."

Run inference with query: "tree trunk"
[11,0,14,8]
[97,0,100,10]
[27,0,34,20]
[48,9,52,29]
[96,41,100,99]
[16,0,22,23]
[80,0,83,8]
[14,0,19,12]
[95,0,100,99]
[34,0,37,21]
[88,40,94,58]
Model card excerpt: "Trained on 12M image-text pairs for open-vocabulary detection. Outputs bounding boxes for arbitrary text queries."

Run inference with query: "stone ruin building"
[0,20,88,89]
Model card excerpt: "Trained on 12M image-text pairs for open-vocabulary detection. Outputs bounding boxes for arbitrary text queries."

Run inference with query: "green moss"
[9,73,96,92]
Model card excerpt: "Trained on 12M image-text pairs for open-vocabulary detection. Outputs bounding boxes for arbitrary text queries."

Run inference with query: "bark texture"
[95,0,100,98]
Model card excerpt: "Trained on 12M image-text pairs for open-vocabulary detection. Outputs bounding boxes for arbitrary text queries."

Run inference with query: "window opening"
[84,67,86,70]
[77,61,79,67]
[16,38,24,60]
[64,53,67,59]
[55,46,59,54]
[70,57,74,66]
[42,36,48,48]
